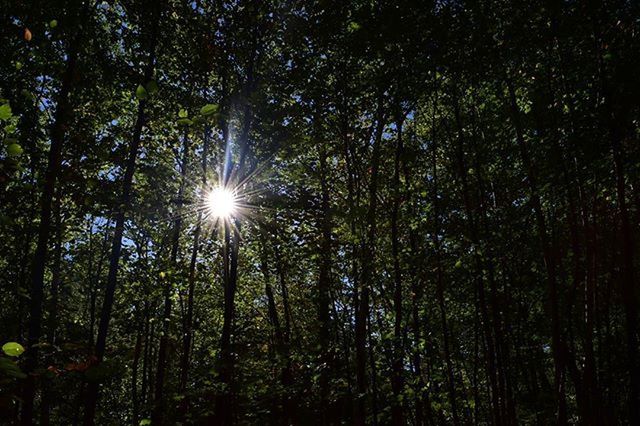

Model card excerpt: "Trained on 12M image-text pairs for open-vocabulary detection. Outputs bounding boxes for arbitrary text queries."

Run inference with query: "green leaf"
[49,19,58,28]
[2,342,25,357]
[178,109,188,118]
[135,85,148,100]
[454,259,463,269]
[348,22,361,32]
[140,419,151,425]
[0,357,26,378]
[6,144,23,156]
[176,118,192,126]
[145,80,159,95]
[0,104,12,120]
[20,89,32,100]
[200,104,218,116]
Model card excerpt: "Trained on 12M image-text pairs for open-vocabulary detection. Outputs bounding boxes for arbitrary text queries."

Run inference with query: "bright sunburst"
[206,186,238,220]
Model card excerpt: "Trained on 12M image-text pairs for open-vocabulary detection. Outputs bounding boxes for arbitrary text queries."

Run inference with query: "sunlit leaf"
[0,104,12,120]
[200,104,218,116]
[135,85,148,100]
[2,342,25,357]
[6,144,23,156]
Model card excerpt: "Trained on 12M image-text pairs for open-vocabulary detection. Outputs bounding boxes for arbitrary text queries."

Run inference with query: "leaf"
[200,104,219,116]
[348,22,361,32]
[178,109,188,118]
[135,85,148,100]
[0,104,12,120]
[0,357,26,379]
[20,89,32,100]
[176,118,192,126]
[2,342,25,357]
[24,28,32,41]
[145,80,159,95]
[49,19,58,29]
[140,420,151,425]
[6,144,23,156]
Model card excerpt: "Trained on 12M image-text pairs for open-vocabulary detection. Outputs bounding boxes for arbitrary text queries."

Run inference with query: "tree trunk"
[430,106,461,426]
[318,140,333,423]
[179,126,209,416]
[354,96,385,426]
[504,77,566,425]
[390,114,405,426]
[82,4,162,422]
[21,4,83,421]
[214,222,240,425]
[132,308,143,425]
[152,130,190,424]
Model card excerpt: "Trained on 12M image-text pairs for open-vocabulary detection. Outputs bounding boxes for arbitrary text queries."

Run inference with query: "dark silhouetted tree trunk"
[82,3,162,423]
[21,5,83,422]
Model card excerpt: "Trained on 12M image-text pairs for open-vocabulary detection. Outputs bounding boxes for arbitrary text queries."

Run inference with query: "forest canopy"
[1,0,640,424]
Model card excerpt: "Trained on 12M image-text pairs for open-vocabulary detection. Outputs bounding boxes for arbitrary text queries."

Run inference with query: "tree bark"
[430,102,461,426]
[354,96,385,426]
[318,139,334,423]
[152,130,190,424]
[21,4,83,422]
[390,114,405,426]
[504,77,566,425]
[82,3,162,422]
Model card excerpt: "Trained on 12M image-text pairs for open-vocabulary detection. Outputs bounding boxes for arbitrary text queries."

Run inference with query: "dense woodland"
[1,0,639,424]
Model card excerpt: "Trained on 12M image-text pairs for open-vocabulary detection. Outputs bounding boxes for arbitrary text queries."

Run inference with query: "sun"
[206,187,237,219]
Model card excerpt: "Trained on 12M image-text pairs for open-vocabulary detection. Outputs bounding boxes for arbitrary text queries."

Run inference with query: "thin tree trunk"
[259,236,292,425]
[451,93,504,425]
[83,4,162,422]
[273,240,295,422]
[354,96,385,426]
[390,114,405,426]
[152,130,190,424]
[21,4,83,422]
[179,126,209,415]
[504,77,566,425]
[141,302,152,409]
[430,107,461,426]
[132,307,143,425]
[214,222,240,425]
[40,197,63,426]
[318,140,334,424]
